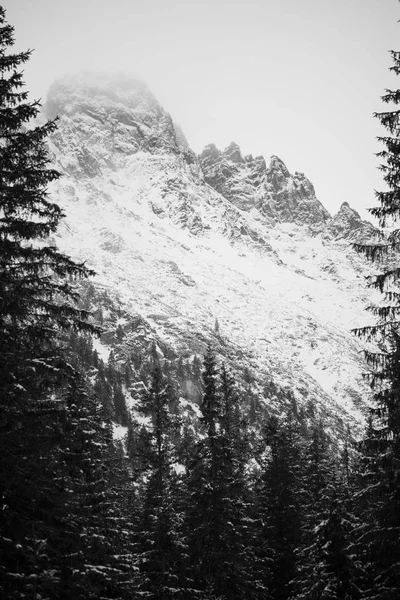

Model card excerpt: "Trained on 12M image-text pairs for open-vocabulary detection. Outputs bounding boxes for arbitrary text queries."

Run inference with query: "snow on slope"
[45,74,377,429]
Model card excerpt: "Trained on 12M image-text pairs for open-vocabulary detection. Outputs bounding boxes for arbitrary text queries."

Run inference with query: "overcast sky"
[5,0,400,219]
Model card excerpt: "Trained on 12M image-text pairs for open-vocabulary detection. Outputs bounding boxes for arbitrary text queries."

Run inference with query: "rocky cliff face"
[199,142,331,226]
[199,142,377,244]
[45,73,185,172]
[45,74,376,432]
[328,202,377,241]
[47,74,277,249]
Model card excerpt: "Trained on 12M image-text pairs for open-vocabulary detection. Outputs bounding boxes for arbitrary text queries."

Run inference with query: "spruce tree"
[217,364,260,599]
[292,423,361,600]
[0,7,94,401]
[135,361,187,598]
[201,344,221,439]
[256,411,304,600]
[186,351,260,599]
[0,8,98,598]
[113,381,130,426]
[352,49,400,599]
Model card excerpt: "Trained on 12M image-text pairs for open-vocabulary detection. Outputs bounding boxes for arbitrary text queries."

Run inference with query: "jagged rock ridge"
[45,73,376,431]
[200,142,331,226]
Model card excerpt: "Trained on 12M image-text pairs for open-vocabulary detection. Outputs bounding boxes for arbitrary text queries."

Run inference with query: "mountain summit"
[45,74,374,430]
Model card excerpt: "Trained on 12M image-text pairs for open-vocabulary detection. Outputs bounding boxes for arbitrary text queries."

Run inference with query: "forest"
[1,6,400,599]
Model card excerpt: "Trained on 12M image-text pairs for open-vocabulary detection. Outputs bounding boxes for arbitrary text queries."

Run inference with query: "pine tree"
[186,351,260,599]
[113,381,129,426]
[350,418,383,598]
[302,421,333,535]
[0,8,98,598]
[137,362,178,490]
[217,364,261,599]
[256,411,304,600]
[135,362,187,598]
[293,492,361,600]
[201,344,221,439]
[0,8,95,401]
[292,423,361,600]
[50,380,138,599]
[352,49,400,599]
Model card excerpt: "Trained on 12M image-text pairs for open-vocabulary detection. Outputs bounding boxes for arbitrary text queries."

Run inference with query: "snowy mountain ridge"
[45,73,377,432]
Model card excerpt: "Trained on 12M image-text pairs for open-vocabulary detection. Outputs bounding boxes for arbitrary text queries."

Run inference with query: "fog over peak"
[44,71,154,119]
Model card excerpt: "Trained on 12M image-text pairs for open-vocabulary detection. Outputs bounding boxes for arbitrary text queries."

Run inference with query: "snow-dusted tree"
[53,381,130,598]
[186,351,260,599]
[0,10,94,402]
[135,361,188,598]
[255,411,305,600]
[294,494,361,600]
[292,423,361,600]
[352,49,400,598]
[137,362,178,491]
[200,344,221,439]
[0,8,99,598]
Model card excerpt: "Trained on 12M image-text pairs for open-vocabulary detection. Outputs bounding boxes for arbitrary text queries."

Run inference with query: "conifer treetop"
[353,49,400,376]
[0,6,97,399]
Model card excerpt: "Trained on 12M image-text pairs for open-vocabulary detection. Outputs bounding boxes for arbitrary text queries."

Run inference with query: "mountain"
[199,142,330,225]
[45,73,376,433]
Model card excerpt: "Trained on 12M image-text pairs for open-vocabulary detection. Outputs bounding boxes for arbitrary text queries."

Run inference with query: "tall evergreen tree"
[0,8,99,598]
[292,424,361,600]
[256,411,304,600]
[53,381,135,599]
[186,351,260,599]
[135,362,187,599]
[302,421,334,537]
[201,344,221,439]
[0,8,94,401]
[351,49,400,599]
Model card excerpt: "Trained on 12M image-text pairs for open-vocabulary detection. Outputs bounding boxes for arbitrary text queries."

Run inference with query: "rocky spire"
[328,202,377,240]
[199,143,331,226]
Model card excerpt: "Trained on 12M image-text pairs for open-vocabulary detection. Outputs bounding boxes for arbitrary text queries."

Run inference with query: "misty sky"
[6,0,400,219]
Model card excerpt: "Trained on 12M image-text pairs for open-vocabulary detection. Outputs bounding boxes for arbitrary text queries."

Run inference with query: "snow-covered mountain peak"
[45,73,156,118]
[222,141,245,163]
[269,155,291,178]
[45,73,182,164]
[50,71,145,98]
[328,201,377,241]
[45,75,377,433]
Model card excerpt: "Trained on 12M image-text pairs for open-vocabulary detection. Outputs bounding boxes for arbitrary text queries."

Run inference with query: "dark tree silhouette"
[352,49,400,599]
[0,8,99,598]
